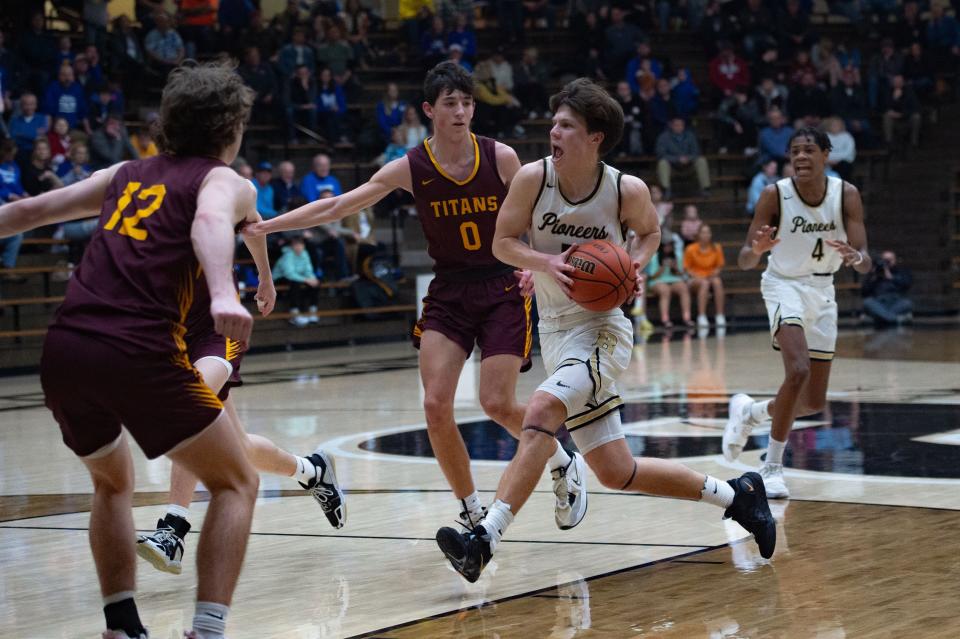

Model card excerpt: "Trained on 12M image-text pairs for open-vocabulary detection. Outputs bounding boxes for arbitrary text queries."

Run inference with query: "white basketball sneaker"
[552,451,588,530]
[759,462,790,499]
[723,393,757,462]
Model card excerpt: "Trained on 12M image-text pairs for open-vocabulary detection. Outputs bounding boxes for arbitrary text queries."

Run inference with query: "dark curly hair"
[156,60,254,157]
[549,78,624,157]
[788,126,832,152]
[423,62,474,105]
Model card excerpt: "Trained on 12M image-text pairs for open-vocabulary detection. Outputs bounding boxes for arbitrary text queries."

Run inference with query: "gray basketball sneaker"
[552,451,588,530]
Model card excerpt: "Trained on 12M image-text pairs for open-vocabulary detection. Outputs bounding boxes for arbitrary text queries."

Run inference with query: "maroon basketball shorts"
[41,327,225,459]
[187,328,245,401]
[413,272,532,360]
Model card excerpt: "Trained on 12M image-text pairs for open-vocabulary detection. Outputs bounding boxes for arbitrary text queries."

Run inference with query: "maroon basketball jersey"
[408,133,511,280]
[52,154,226,355]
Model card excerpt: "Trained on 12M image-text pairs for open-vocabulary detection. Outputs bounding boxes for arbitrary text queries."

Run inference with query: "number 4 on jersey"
[811,238,825,261]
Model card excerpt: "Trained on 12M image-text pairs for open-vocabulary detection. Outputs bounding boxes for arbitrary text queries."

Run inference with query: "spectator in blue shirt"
[53,35,75,74]
[420,15,448,69]
[746,159,779,216]
[376,82,406,142]
[316,68,348,145]
[252,161,279,220]
[43,64,89,133]
[58,142,93,185]
[301,153,343,201]
[625,40,663,96]
[278,27,316,78]
[446,13,476,62]
[88,82,124,130]
[144,11,185,77]
[671,68,700,121]
[0,140,25,272]
[8,93,50,156]
[757,108,794,168]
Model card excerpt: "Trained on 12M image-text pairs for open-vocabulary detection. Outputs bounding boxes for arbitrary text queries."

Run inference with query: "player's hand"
[548,244,578,295]
[242,221,267,238]
[256,277,276,316]
[825,239,863,267]
[626,263,645,304]
[514,269,535,297]
[750,225,780,255]
[211,297,253,348]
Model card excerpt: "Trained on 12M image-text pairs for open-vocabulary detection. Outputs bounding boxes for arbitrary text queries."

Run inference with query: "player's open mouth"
[552,145,563,160]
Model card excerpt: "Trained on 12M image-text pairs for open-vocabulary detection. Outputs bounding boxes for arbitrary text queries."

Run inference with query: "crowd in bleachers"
[0,0,957,325]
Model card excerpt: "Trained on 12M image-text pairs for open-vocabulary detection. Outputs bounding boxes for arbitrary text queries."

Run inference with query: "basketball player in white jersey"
[245,62,585,532]
[435,79,776,583]
[722,127,872,498]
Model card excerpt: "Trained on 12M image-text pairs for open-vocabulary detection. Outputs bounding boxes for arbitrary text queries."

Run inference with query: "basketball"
[566,240,636,312]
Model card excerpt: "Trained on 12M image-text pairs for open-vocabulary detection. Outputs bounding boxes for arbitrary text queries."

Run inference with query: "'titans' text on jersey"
[768,175,847,278]
[529,159,627,328]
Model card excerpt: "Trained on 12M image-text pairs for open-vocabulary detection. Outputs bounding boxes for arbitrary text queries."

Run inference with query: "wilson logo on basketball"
[569,256,596,274]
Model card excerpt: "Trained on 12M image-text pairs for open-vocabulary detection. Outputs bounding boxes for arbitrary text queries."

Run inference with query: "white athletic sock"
[460,491,483,519]
[165,504,190,522]
[749,400,771,424]
[766,438,787,465]
[547,441,572,471]
[102,591,137,606]
[480,499,514,552]
[294,456,317,485]
[192,601,228,638]
[700,475,735,509]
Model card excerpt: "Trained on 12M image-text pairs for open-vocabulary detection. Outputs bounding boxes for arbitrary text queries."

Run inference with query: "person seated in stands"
[787,70,830,128]
[902,41,935,104]
[301,153,343,200]
[446,13,476,63]
[272,235,321,327]
[239,46,279,124]
[284,64,318,143]
[376,82,406,143]
[831,67,875,146]
[316,67,349,145]
[43,63,90,135]
[646,233,692,329]
[58,142,92,185]
[399,105,427,149]
[614,81,645,157]
[626,39,663,96]
[514,46,550,119]
[825,117,856,183]
[862,250,912,327]
[88,82,125,131]
[655,117,711,199]
[446,44,472,72]
[679,204,702,245]
[650,183,673,227]
[378,126,408,166]
[649,77,679,136]
[304,188,354,282]
[708,41,751,107]
[671,68,700,122]
[755,76,789,118]
[19,138,62,196]
[684,224,726,329]
[316,24,356,91]
[420,15,448,70]
[131,115,159,158]
[882,74,921,149]
[144,11,185,78]
[473,59,524,139]
[252,161,279,221]
[89,113,138,169]
[278,26,317,78]
[271,160,300,214]
[0,140,25,278]
[716,87,762,154]
[46,117,73,172]
[746,159,778,216]
[757,107,794,169]
[8,93,49,160]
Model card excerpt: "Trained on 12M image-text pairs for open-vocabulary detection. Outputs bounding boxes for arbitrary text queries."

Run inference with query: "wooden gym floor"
[1,325,959,638]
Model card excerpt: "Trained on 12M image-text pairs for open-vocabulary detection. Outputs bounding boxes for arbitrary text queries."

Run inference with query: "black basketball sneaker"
[724,471,777,559]
[436,525,493,583]
[300,447,347,529]
[137,514,190,575]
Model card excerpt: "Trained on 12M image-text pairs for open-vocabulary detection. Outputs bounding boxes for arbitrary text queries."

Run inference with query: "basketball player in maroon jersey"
[0,62,265,639]
[246,62,588,532]
[137,238,346,577]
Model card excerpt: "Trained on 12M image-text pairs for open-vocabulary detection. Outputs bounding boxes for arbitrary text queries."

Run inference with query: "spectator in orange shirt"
[684,224,726,329]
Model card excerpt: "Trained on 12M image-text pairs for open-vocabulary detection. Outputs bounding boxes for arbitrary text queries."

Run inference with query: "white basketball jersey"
[767,176,847,278]
[529,159,627,328]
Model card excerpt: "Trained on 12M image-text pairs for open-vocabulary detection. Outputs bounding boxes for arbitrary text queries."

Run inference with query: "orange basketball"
[566,240,636,312]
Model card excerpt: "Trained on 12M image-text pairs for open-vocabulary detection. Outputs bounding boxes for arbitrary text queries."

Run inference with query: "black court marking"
[360,400,960,479]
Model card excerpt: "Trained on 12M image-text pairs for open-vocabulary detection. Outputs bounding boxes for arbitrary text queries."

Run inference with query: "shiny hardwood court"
[2,325,959,638]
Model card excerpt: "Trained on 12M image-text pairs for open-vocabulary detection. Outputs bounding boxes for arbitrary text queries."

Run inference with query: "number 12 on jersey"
[103,181,167,241]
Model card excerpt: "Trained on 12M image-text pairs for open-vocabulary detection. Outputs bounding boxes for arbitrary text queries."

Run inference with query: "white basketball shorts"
[761,271,838,361]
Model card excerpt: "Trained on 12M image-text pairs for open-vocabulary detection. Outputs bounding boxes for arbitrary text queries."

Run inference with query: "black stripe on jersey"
[559,162,604,206]
[616,170,627,243]
[791,176,829,208]
[532,158,548,211]
[773,183,781,237]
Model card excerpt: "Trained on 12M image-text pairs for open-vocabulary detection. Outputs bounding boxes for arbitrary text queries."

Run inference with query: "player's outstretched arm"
[246,157,411,236]
[0,162,123,237]
[240,210,277,316]
[493,161,576,291]
[738,184,780,270]
[193,167,254,345]
[826,181,872,274]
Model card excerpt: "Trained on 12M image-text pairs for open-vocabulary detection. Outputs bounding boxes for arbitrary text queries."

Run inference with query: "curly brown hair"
[156,60,254,157]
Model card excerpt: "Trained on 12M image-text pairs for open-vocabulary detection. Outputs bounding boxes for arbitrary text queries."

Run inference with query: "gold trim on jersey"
[423,133,481,186]
[225,338,243,362]
[566,395,624,431]
[523,295,533,358]
[172,266,195,353]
